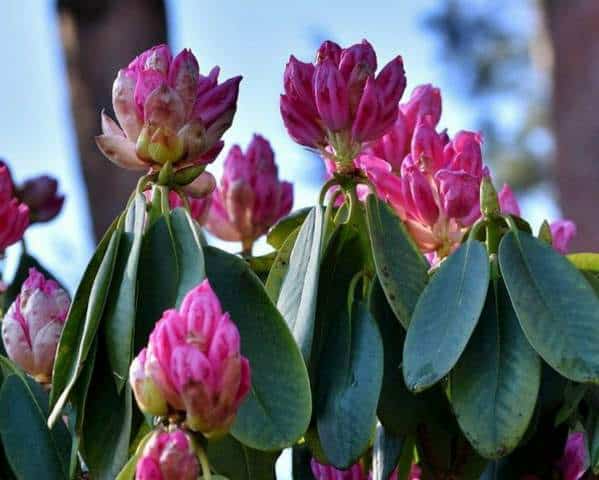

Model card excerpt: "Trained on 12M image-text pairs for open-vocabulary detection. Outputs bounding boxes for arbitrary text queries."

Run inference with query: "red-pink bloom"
[310,459,367,480]
[136,428,199,480]
[0,163,29,253]
[557,431,589,480]
[130,280,250,436]
[97,45,240,171]
[17,175,64,223]
[498,184,521,217]
[205,135,293,248]
[1,268,69,383]
[281,40,406,166]
[550,220,577,254]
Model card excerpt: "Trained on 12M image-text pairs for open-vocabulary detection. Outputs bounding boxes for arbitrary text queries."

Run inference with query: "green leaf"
[403,240,490,392]
[291,445,316,480]
[50,217,122,418]
[105,194,146,391]
[267,207,311,249]
[115,429,154,480]
[554,382,587,426]
[568,253,599,273]
[372,423,404,480]
[276,206,324,362]
[207,435,279,480]
[265,228,299,302]
[449,279,541,459]
[365,194,429,329]
[499,230,599,382]
[135,208,205,352]
[316,300,384,468]
[0,374,71,480]
[246,252,277,283]
[205,247,312,450]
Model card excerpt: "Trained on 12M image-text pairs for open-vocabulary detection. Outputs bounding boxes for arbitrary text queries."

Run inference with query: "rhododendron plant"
[2,36,599,480]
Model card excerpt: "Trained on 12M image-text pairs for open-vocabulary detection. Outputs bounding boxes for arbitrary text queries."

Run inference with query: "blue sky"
[0,0,558,290]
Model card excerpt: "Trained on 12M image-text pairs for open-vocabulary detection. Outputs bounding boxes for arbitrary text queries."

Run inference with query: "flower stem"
[197,446,212,480]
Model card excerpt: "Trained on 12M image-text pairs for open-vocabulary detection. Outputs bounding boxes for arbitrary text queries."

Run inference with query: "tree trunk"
[57,0,167,239]
[544,0,599,251]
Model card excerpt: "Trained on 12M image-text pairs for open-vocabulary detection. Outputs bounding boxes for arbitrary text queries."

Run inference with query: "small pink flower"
[0,162,29,253]
[1,268,70,383]
[205,134,293,249]
[97,45,241,171]
[130,280,251,437]
[136,428,199,480]
[557,431,589,480]
[310,459,367,480]
[281,39,405,166]
[550,219,577,254]
[498,184,521,217]
[17,175,64,223]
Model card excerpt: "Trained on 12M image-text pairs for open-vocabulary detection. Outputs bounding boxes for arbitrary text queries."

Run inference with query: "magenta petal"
[314,59,350,132]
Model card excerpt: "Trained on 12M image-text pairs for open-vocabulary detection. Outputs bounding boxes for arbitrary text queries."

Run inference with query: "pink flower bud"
[498,184,521,217]
[556,431,589,480]
[1,268,69,383]
[436,170,481,226]
[366,110,410,171]
[284,56,317,115]
[314,59,351,132]
[401,84,442,132]
[99,45,240,170]
[130,349,168,416]
[132,280,250,436]
[316,41,342,65]
[550,219,577,254]
[280,94,327,148]
[400,165,439,227]
[443,131,484,177]
[0,163,30,253]
[310,459,367,480]
[411,119,445,172]
[205,135,293,247]
[17,175,64,223]
[136,429,199,480]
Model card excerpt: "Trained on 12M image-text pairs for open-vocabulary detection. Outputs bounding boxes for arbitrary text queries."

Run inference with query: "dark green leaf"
[0,374,71,480]
[317,300,384,468]
[449,280,541,459]
[267,207,311,249]
[50,218,121,418]
[105,194,146,391]
[277,206,324,362]
[205,247,312,450]
[207,435,279,480]
[499,230,599,382]
[365,194,429,329]
[292,445,316,480]
[554,382,587,426]
[403,240,490,392]
[372,423,404,480]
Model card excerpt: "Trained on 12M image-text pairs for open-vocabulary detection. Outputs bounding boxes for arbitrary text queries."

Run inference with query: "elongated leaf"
[317,300,384,468]
[50,218,121,418]
[246,252,277,282]
[207,435,279,480]
[267,207,311,249]
[105,194,146,391]
[135,208,205,352]
[568,253,599,273]
[205,247,312,450]
[449,279,541,459]
[0,374,71,480]
[115,429,154,480]
[265,228,299,302]
[365,195,429,329]
[403,240,490,392]
[277,206,324,362]
[372,423,404,480]
[499,230,599,382]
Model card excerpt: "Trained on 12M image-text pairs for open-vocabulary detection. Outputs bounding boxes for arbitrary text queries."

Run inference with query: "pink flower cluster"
[136,428,199,480]
[0,163,29,253]
[1,268,70,383]
[130,280,251,437]
[358,85,487,257]
[205,134,293,249]
[98,45,240,171]
[281,40,406,169]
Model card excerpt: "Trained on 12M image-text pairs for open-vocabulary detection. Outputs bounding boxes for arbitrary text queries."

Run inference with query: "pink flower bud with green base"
[136,428,199,480]
[310,459,367,480]
[17,175,64,223]
[0,163,29,253]
[205,135,293,253]
[550,220,577,254]
[134,280,251,437]
[97,45,241,174]
[557,431,589,480]
[1,268,69,383]
[129,348,168,417]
